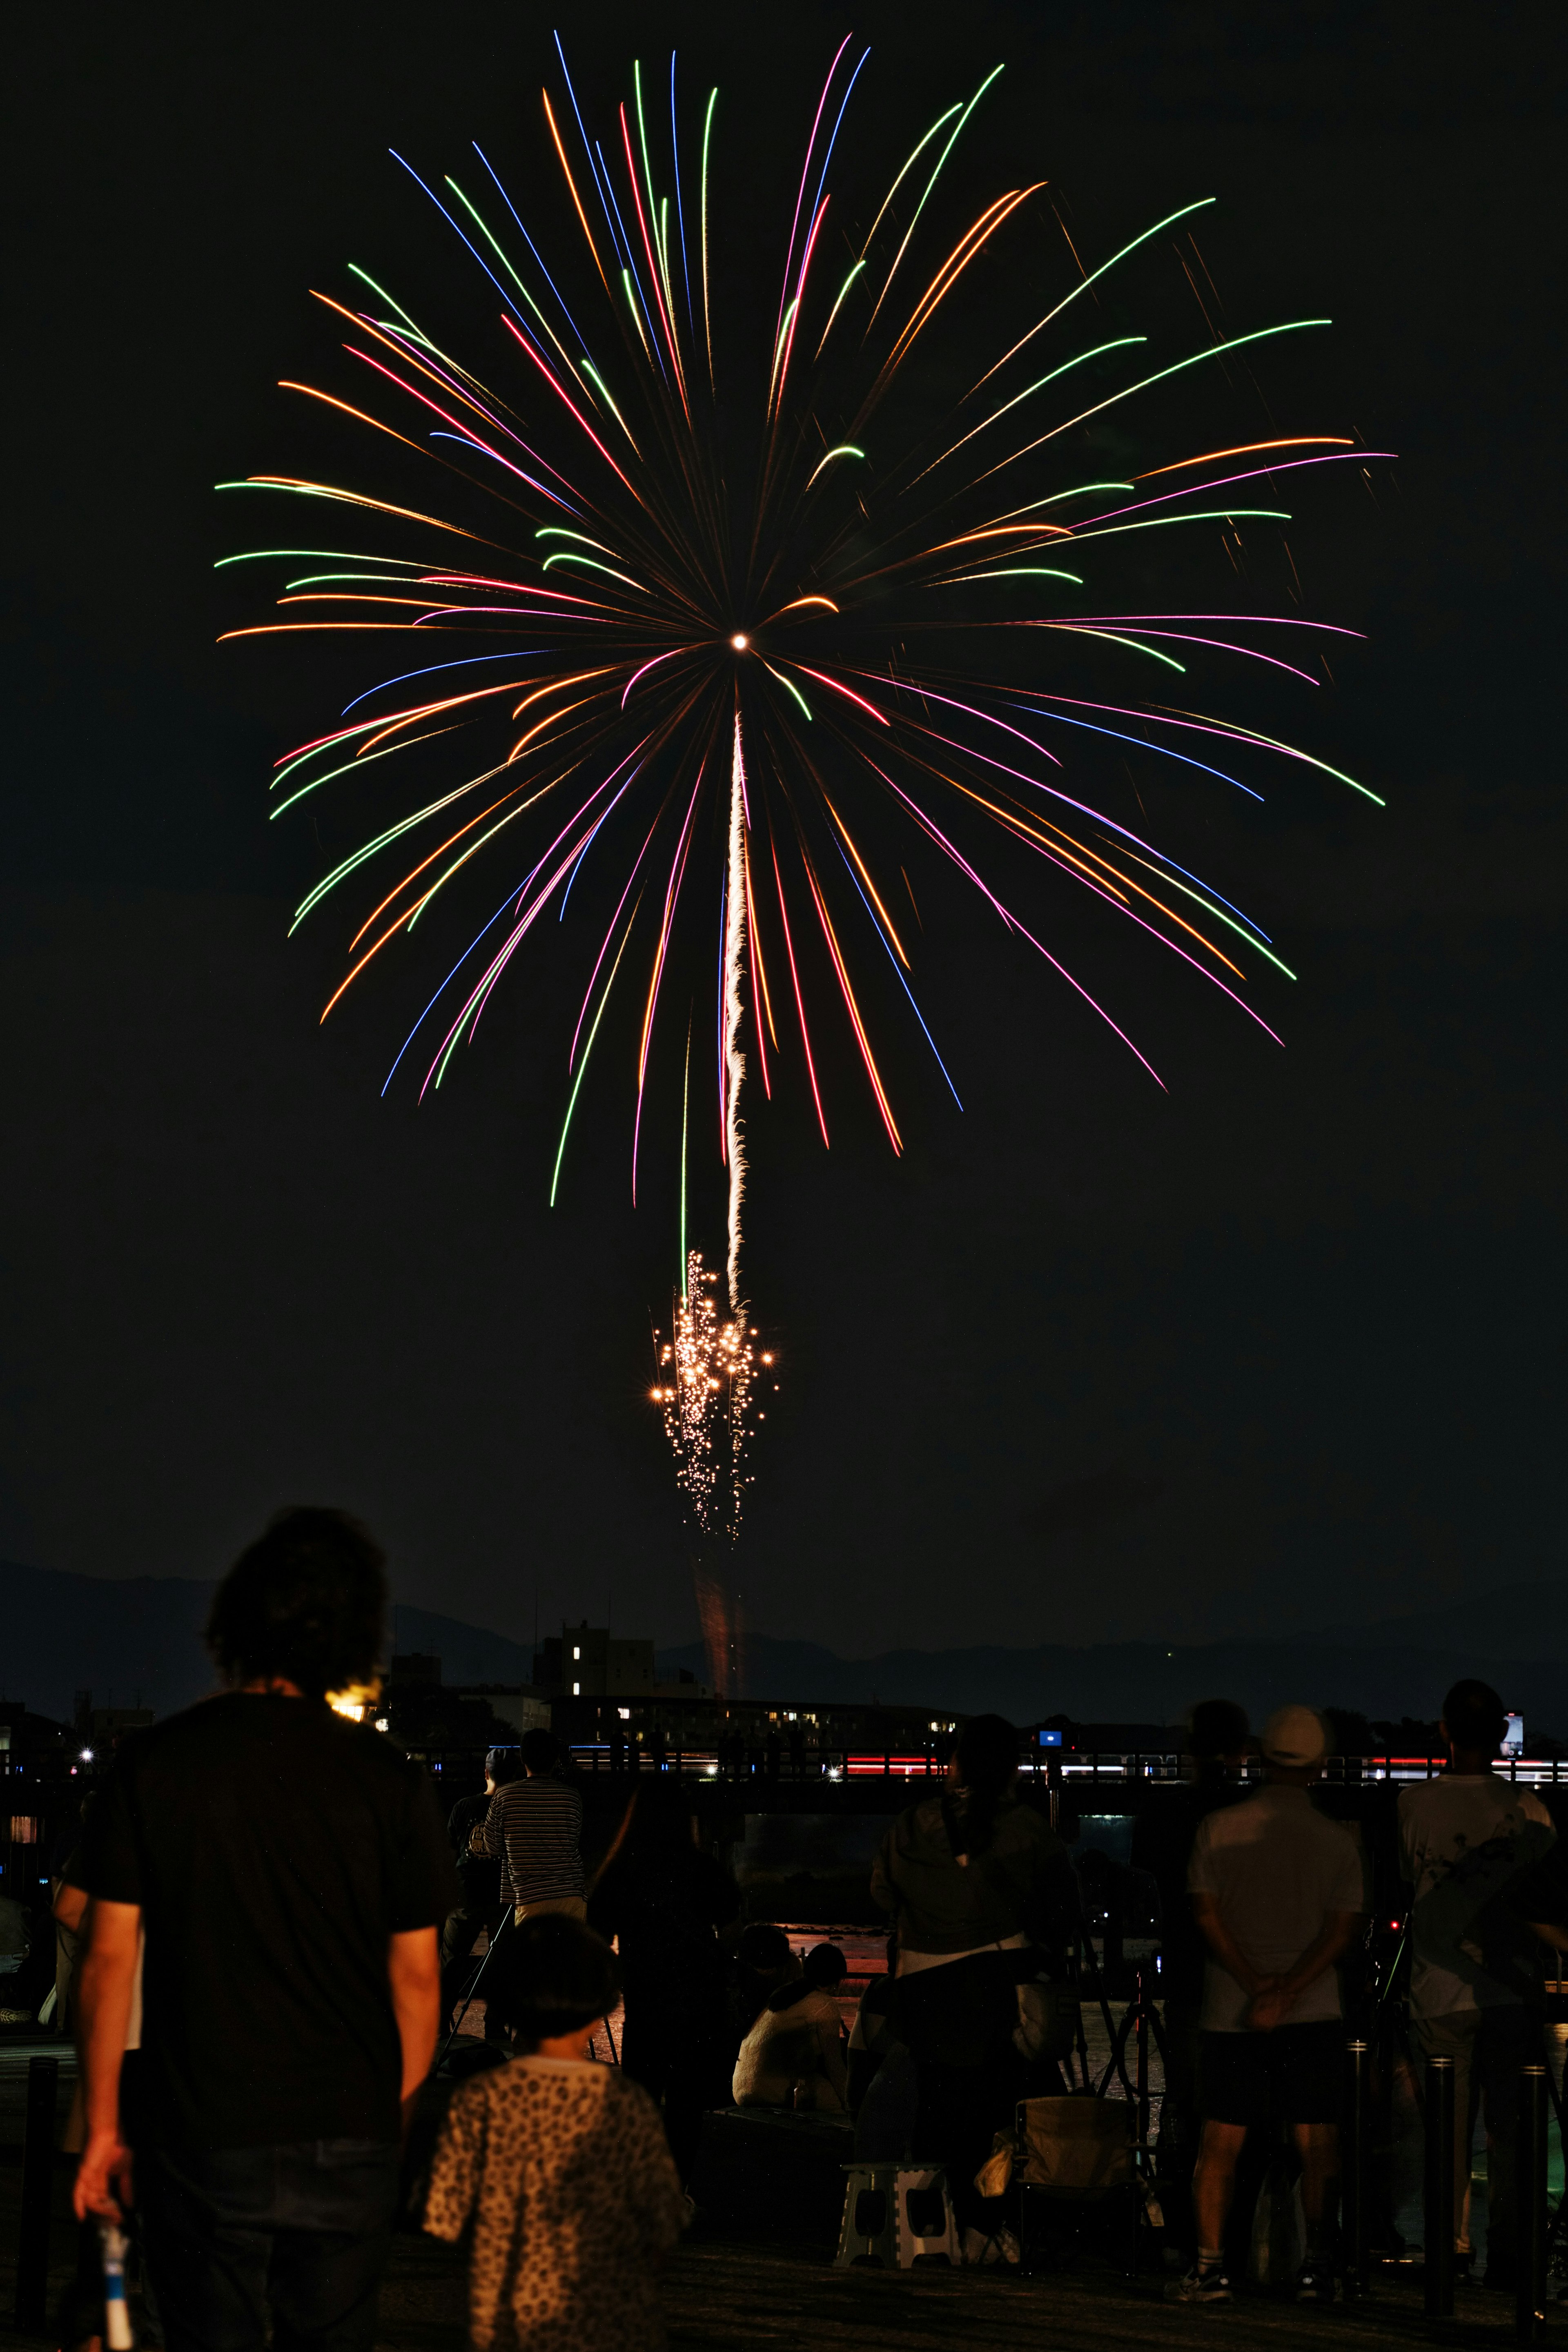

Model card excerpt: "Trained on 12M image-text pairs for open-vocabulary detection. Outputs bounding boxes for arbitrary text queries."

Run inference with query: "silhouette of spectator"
[847,1935,918,2160]
[472,1729,586,1924]
[1178,1705,1364,2305]
[425,1914,685,2351]
[724,1921,800,2056]
[588,1788,740,2181]
[871,1713,1078,2264]
[1399,1677,1557,2288]
[72,1507,453,2352]
[733,1942,849,2111]
[441,1747,522,2016]
[1130,1697,1251,2253]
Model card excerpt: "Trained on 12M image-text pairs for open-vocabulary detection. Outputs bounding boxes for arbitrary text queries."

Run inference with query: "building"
[2,1699,91,1901]
[533,1620,671,1700]
[380,1653,551,1753]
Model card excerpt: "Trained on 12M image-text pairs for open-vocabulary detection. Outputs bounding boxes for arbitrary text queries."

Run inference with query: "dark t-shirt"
[588,1844,740,2019]
[77,1692,455,2152]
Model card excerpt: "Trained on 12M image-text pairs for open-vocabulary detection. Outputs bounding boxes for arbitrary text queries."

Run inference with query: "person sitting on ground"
[441,1748,521,2018]
[471,1728,586,1926]
[425,1914,686,2352]
[1397,1677,1557,2290]
[870,1713,1079,2265]
[724,1920,800,2047]
[731,1942,849,2113]
[1178,1704,1365,2308]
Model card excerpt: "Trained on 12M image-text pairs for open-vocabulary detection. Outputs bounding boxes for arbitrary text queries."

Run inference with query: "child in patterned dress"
[425,1914,686,2350]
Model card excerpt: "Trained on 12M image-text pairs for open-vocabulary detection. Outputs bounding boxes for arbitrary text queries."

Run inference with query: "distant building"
[534,1620,661,1700]
[82,1708,154,1744]
[379,1650,552,1754]
[73,1691,155,1744]
[2,1699,87,1899]
[479,1691,553,1739]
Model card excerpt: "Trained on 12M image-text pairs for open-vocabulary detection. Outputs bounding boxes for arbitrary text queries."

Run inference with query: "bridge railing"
[560,1743,1566,1786]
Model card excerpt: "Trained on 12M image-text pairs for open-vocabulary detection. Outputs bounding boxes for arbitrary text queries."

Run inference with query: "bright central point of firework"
[730,633,748,650]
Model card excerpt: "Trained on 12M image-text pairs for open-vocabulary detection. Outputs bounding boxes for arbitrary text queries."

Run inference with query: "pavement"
[1,2036,1561,2349]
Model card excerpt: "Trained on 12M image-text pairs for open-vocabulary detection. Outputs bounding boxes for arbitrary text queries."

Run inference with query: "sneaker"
[1294,2259,1335,2303]
[1174,2263,1232,2303]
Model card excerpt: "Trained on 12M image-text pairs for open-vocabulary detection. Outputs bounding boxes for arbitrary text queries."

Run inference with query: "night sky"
[6,2,1560,1665]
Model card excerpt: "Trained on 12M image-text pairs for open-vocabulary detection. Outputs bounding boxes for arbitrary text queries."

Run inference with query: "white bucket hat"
[1260,1704,1328,1769]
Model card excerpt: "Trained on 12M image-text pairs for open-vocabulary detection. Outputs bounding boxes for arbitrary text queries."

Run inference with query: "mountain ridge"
[1,1559,1562,1735]
[653,1633,1565,1735]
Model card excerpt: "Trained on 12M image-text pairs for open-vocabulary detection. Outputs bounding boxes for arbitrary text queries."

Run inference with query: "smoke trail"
[724,710,748,1309]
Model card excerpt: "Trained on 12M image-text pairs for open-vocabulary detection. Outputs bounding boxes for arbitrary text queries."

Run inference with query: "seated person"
[732,1942,849,2113]
[724,1920,800,2049]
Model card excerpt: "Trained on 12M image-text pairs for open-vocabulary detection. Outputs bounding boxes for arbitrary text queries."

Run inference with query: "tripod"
[1068,1924,1173,2266]
[1071,1927,1170,2140]
[437,1907,514,2069]
[437,1907,624,2074]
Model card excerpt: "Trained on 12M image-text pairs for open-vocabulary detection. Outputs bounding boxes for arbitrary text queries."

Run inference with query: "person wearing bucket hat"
[1174,1704,1365,2306]
[1260,1705,1331,1771]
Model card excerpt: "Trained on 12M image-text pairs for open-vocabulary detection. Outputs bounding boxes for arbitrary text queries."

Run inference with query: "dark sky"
[5,2,1561,1663]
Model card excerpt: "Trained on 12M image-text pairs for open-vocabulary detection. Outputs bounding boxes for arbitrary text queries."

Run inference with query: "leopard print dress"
[424,2054,686,2350]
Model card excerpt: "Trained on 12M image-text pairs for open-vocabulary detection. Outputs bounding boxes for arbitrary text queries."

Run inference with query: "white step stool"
[835,2163,960,2267]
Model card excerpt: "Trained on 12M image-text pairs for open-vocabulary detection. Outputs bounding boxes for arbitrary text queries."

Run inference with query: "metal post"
[1343,2040,1372,2297]
[1516,2063,1548,2343]
[1133,1964,1150,2154]
[1424,2055,1455,2317]
[14,2051,58,2328]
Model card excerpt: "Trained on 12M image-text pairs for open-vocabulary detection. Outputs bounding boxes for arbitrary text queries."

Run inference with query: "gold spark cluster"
[651,1250,776,1542]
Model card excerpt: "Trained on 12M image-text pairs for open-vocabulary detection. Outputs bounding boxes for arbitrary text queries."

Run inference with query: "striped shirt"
[472,1776,584,1906]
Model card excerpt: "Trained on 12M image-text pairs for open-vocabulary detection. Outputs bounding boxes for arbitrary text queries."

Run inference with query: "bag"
[1016,2095,1134,2197]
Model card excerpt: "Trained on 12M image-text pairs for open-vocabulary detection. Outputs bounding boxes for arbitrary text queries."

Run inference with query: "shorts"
[513,1895,587,1927]
[1198,2021,1343,2127]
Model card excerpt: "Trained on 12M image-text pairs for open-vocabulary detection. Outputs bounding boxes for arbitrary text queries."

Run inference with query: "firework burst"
[222,39,1383,1666]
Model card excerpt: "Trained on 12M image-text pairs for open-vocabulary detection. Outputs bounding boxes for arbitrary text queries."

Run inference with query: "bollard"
[1423,2054,1455,2318]
[13,2051,59,2328]
[1128,1963,1150,2155]
[1515,2063,1548,2344]
[1343,2039,1372,2299]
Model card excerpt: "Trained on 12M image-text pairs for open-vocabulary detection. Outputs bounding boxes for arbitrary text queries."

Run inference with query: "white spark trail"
[724,709,748,1310]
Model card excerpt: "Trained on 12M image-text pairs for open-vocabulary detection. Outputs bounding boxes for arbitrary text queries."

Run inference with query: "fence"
[561,1743,1567,1786]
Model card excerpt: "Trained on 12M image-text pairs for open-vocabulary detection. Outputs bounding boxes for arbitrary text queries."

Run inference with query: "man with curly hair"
[71,1507,454,2352]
